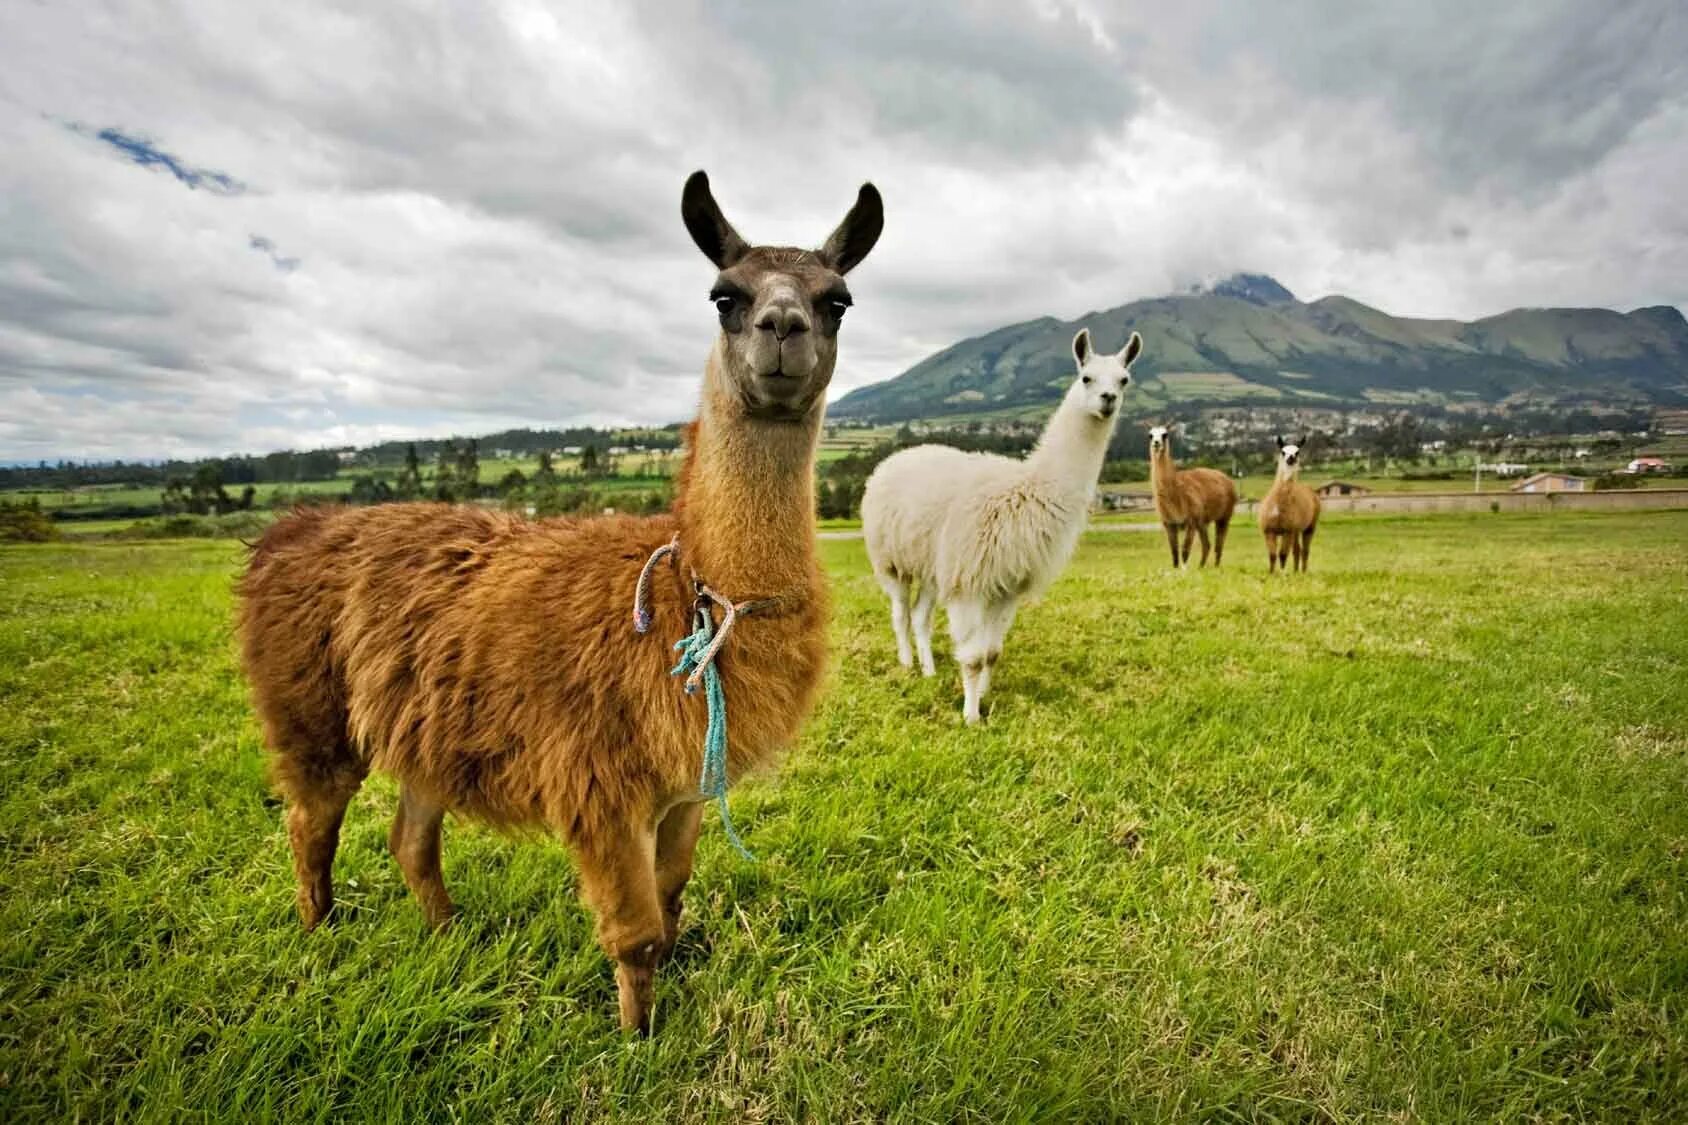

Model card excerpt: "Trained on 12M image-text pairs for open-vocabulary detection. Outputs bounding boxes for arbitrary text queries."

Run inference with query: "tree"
[580,445,601,477]
[434,441,459,502]
[349,475,394,505]
[187,462,235,514]
[396,443,423,500]
[456,439,480,498]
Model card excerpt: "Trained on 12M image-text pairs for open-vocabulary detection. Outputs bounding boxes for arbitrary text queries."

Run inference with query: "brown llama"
[1258,435,1321,573]
[1148,425,1238,568]
[236,171,883,1033]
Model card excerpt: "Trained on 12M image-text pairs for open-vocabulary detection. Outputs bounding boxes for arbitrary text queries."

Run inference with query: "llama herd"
[236,172,1323,1033]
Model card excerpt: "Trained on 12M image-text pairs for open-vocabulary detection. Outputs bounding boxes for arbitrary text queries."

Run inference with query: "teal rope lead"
[670,607,755,860]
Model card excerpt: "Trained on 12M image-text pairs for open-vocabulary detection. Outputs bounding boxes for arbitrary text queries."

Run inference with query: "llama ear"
[682,171,750,268]
[1276,435,1285,450]
[1119,331,1143,366]
[819,183,884,274]
[1072,328,1093,367]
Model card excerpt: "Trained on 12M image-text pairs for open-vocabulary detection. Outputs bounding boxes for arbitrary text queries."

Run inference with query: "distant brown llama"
[236,171,883,1033]
[1148,425,1238,568]
[1258,435,1321,573]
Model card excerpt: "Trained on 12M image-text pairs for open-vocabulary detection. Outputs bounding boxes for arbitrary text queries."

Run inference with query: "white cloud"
[0,0,1683,460]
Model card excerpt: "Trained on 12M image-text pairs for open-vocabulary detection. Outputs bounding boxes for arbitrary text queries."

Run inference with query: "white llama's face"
[1148,425,1169,455]
[1279,443,1303,474]
[1070,328,1142,422]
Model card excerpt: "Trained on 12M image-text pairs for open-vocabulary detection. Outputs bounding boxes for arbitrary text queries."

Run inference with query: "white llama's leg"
[947,598,988,724]
[974,599,1019,706]
[876,571,914,669]
[911,580,938,677]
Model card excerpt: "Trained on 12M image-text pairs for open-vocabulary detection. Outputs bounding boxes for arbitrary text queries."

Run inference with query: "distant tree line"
[0,449,343,491]
[330,442,673,518]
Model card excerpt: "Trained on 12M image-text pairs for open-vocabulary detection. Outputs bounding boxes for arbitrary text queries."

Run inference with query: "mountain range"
[830,274,1688,422]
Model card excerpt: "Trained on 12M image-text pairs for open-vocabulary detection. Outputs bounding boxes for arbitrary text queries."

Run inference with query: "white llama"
[862,327,1142,723]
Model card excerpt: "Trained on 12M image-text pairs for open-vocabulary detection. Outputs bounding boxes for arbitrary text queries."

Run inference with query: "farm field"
[3,512,1687,1120]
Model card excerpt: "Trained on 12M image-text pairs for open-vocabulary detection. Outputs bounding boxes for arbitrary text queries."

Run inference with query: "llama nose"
[1100,391,1118,406]
[756,301,810,342]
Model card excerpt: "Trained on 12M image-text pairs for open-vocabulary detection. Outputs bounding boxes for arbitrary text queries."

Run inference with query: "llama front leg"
[974,599,1019,710]
[1300,528,1315,572]
[577,823,665,1034]
[1181,524,1197,568]
[1264,531,1280,574]
[1163,522,1182,568]
[654,801,704,962]
[1213,519,1230,567]
[947,598,988,724]
[389,784,453,930]
[876,571,914,669]
[1195,522,1212,567]
[911,581,938,677]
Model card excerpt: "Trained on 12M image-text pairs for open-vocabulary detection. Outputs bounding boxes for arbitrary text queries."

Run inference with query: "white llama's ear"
[682,171,750,268]
[1119,331,1143,366]
[819,183,884,275]
[1072,328,1093,367]
[1276,434,1286,450]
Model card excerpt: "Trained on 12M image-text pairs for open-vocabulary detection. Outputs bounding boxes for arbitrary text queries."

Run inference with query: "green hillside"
[832,275,1688,422]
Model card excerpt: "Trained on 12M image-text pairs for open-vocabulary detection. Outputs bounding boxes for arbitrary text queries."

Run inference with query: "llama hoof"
[296,890,332,932]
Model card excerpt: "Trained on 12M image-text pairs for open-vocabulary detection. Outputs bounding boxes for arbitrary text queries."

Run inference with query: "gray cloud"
[0,0,1683,460]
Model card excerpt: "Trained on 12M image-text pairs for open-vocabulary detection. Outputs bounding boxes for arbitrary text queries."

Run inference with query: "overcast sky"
[2,1,1684,461]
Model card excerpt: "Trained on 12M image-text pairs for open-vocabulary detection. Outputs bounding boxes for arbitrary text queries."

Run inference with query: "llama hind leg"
[1213,519,1230,567]
[1299,528,1315,572]
[911,581,938,677]
[876,571,914,669]
[577,822,666,1034]
[654,801,704,961]
[1195,522,1212,567]
[1180,524,1197,568]
[389,785,452,930]
[282,765,364,931]
[266,717,365,931]
[1264,531,1279,574]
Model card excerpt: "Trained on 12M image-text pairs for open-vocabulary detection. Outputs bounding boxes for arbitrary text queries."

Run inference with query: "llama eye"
[714,296,737,316]
[829,300,849,320]
[1082,375,1093,386]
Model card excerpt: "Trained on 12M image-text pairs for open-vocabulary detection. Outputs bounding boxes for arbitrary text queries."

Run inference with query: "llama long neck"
[674,345,823,601]
[1150,444,1178,498]
[1273,461,1301,487]
[1025,390,1116,501]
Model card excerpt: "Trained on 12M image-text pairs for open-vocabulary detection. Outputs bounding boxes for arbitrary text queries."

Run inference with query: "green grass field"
[4,512,1687,1120]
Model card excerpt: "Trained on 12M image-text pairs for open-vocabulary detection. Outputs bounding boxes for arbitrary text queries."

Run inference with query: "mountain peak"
[1196,273,1297,305]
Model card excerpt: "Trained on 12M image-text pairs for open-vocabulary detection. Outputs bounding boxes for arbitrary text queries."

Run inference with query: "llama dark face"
[1070,328,1142,421]
[683,171,883,421]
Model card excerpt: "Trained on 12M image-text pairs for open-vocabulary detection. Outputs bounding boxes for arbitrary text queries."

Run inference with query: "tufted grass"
[3,511,1687,1121]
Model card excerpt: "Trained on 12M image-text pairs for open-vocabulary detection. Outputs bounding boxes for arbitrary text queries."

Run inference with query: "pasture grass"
[3,512,1687,1121]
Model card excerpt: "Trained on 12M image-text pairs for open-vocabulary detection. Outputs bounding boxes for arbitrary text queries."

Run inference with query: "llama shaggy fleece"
[1259,438,1321,573]
[862,328,1140,721]
[1148,426,1238,568]
[236,169,882,1034]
